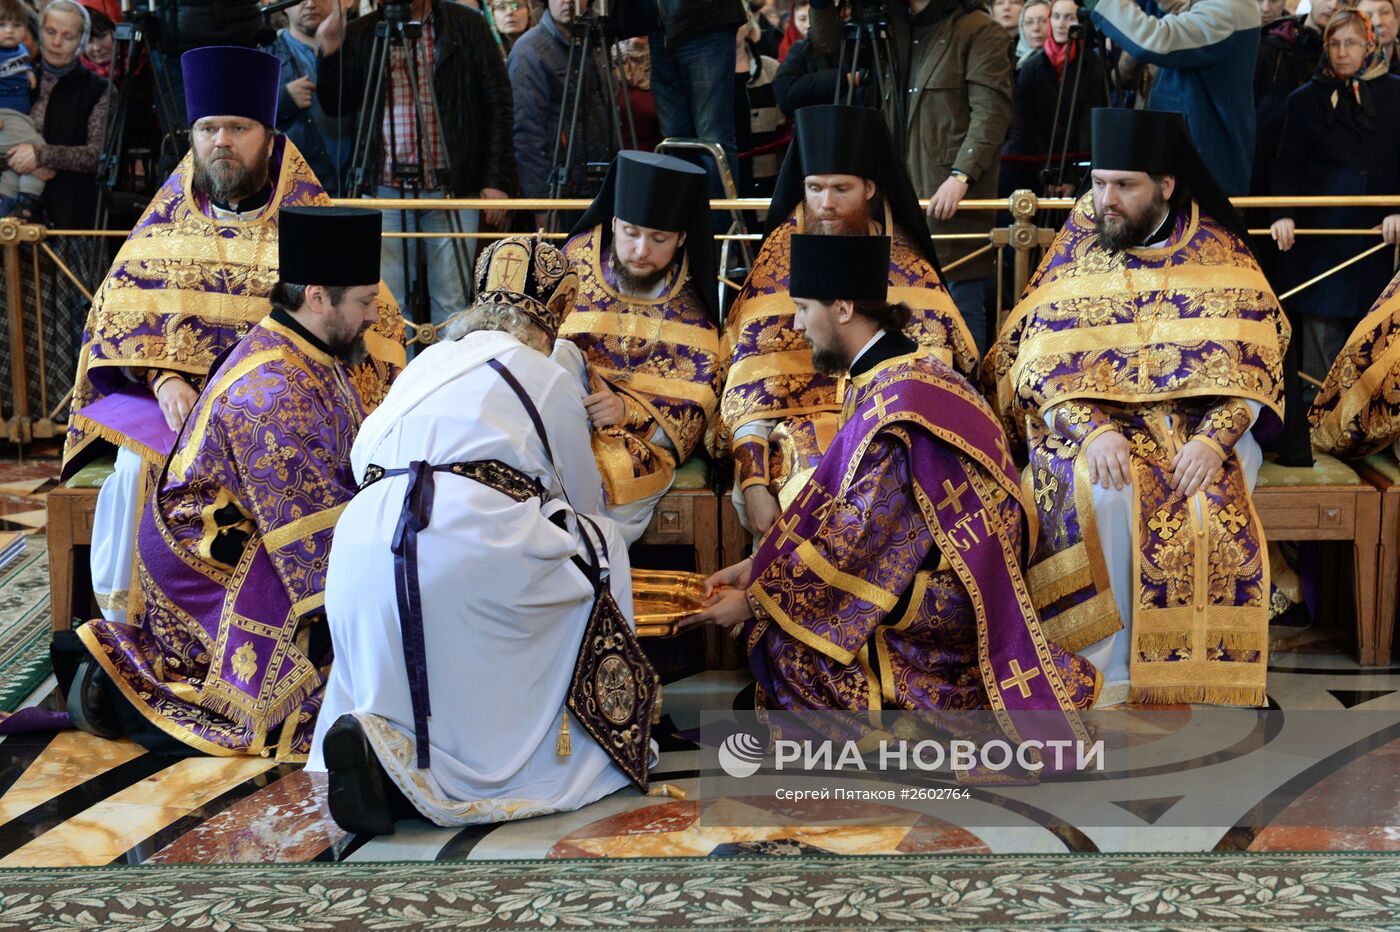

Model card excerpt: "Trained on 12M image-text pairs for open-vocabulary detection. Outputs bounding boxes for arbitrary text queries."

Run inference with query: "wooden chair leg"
[693,492,720,577]
[1352,490,1382,666]
[1376,490,1400,665]
[720,495,751,569]
[46,492,75,634]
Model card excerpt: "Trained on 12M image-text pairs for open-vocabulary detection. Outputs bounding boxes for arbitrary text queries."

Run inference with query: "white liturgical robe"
[308,330,634,826]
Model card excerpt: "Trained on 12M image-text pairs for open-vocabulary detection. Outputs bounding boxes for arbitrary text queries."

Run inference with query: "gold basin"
[632,569,708,638]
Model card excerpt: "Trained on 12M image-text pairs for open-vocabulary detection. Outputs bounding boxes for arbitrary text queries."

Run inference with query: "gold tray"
[632,570,708,638]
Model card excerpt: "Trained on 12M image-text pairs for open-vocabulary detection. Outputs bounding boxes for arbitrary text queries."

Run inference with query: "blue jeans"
[648,29,739,201]
[949,277,991,357]
[376,186,479,328]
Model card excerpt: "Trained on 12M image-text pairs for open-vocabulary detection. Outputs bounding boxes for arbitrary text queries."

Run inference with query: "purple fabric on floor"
[0,709,73,734]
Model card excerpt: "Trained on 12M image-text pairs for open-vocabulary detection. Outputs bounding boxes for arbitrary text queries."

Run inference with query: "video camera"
[845,0,892,24]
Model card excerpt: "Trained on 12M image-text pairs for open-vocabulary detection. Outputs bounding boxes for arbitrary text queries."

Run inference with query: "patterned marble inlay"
[0,731,146,825]
[148,770,346,863]
[1249,737,1400,851]
[547,797,986,858]
[0,756,276,867]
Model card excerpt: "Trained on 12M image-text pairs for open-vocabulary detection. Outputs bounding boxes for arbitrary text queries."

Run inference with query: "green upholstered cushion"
[1257,452,1362,488]
[671,457,709,490]
[1364,453,1400,485]
[64,456,118,489]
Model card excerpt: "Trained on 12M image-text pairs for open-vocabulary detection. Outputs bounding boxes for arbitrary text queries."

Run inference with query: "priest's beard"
[811,345,850,374]
[610,248,670,295]
[326,315,370,366]
[1095,187,1169,252]
[806,327,850,374]
[192,138,273,207]
[805,203,871,236]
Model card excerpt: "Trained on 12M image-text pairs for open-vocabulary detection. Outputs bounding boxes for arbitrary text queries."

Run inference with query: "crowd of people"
[0,0,1397,374]
[13,0,1400,841]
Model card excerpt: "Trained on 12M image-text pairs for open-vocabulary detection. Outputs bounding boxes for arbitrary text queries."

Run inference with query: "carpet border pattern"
[0,538,50,713]
[4,852,1400,929]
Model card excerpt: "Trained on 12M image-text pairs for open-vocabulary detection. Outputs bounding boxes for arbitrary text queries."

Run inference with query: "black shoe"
[66,660,122,739]
[323,714,400,837]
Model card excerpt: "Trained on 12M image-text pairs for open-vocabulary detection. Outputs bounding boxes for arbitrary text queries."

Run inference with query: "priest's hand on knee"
[1084,430,1131,491]
[156,376,199,431]
[742,485,780,536]
[584,371,625,428]
[1169,440,1224,499]
[704,558,753,598]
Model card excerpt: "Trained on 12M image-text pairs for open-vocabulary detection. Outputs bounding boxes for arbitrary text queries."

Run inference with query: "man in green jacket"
[809,0,1012,355]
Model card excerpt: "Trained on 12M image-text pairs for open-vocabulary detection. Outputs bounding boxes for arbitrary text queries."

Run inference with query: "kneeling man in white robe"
[310,237,659,834]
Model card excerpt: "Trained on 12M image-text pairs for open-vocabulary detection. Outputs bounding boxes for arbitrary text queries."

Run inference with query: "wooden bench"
[1356,454,1400,664]
[46,484,101,634]
[636,459,721,577]
[1254,453,1384,665]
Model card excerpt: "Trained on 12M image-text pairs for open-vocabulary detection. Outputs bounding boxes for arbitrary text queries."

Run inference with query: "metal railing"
[4,192,1399,445]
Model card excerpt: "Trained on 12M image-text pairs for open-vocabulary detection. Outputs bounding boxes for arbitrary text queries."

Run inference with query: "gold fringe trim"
[196,674,316,739]
[69,412,167,468]
[651,682,662,725]
[1128,684,1267,707]
[1029,563,1094,609]
[1136,632,1192,654]
[1041,590,1121,653]
[556,710,572,757]
[1211,631,1268,654]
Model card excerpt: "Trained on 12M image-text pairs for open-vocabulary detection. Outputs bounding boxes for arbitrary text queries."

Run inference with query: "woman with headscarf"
[1271,10,1400,390]
[6,0,104,223]
[1006,0,1108,196]
[0,0,108,429]
[778,0,809,60]
[1015,0,1049,69]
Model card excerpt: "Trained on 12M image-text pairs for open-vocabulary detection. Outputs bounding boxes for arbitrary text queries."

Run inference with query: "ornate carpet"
[0,537,50,713]
[3,853,1400,929]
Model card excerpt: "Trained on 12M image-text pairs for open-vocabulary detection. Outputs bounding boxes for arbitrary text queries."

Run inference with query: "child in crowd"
[0,0,43,218]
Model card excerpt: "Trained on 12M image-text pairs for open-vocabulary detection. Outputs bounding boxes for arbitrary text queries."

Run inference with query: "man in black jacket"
[315,0,515,327]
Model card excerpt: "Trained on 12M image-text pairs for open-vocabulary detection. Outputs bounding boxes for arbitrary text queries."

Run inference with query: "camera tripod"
[94,6,187,229]
[833,1,905,152]
[1041,13,1114,197]
[545,6,636,233]
[346,0,473,328]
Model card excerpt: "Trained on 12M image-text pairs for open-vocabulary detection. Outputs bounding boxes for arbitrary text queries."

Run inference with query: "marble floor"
[5,450,1400,865]
[4,628,1400,866]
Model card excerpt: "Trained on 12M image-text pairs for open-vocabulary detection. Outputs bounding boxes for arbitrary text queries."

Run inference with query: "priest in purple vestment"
[715,106,977,539]
[65,46,403,628]
[688,234,1100,717]
[67,207,387,761]
[553,151,722,544]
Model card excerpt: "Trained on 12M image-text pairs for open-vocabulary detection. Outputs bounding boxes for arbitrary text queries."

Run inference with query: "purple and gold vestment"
[560,226,721,505]
[63,137,404,475]
[1311,267,1400,459]
[985,196,1289,706]
[741,347,1100,719]
[77,317,365,760]
[714,205,978,501]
